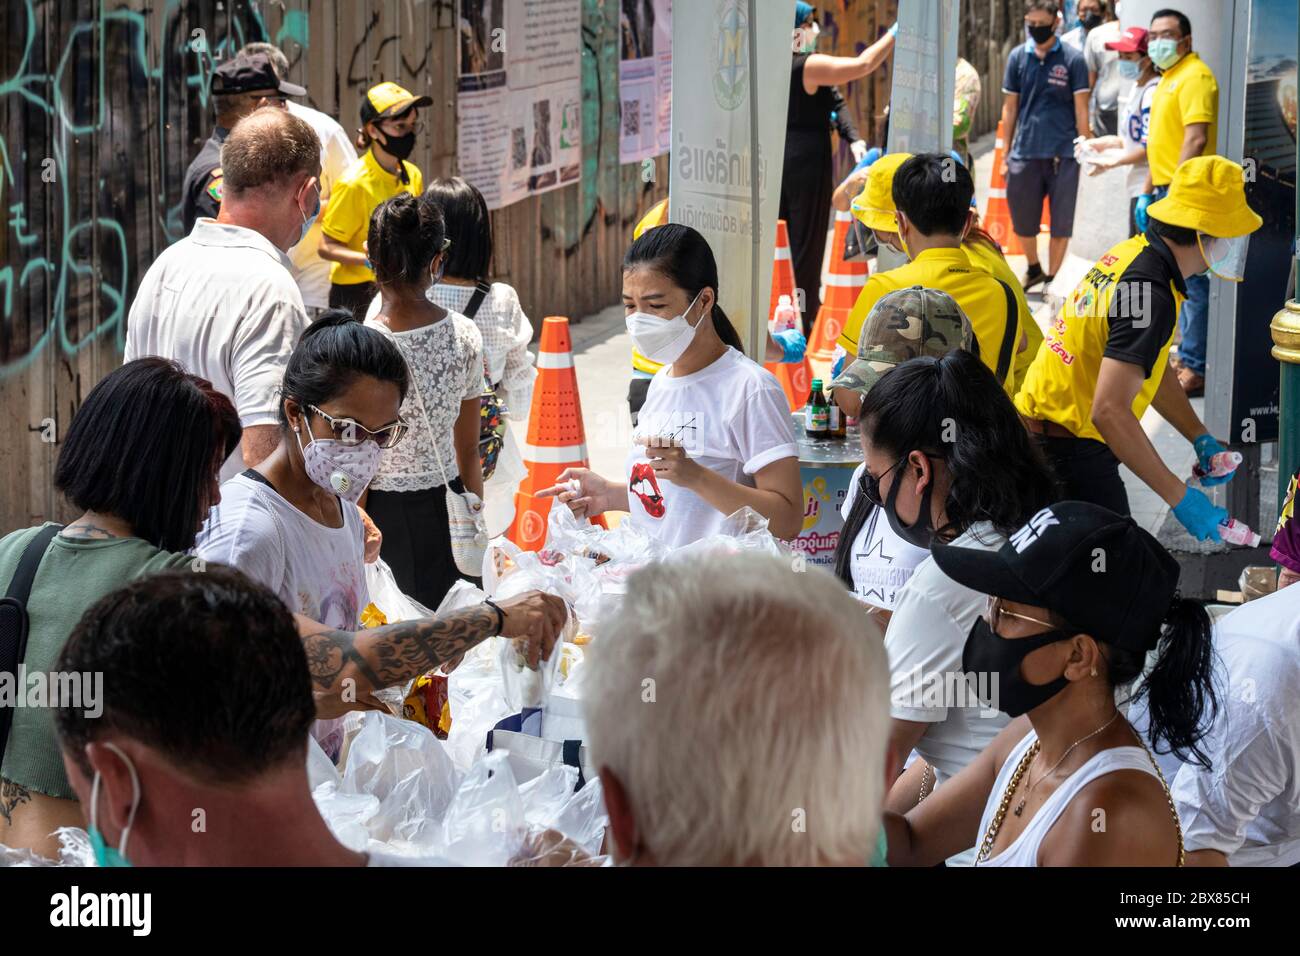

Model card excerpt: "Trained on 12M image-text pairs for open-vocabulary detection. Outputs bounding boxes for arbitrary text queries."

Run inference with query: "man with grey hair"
[240,42,359,314]
[583,552,894,866]
[128,108,320,482]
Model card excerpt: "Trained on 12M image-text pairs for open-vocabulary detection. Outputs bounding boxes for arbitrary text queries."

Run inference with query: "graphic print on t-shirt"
[629,461,666,518]
[636,409,700,451]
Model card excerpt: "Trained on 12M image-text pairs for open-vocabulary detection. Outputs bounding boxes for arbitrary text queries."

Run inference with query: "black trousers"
[329,281,377,319]
[366,481,482,612]
[1032,435,1131,516]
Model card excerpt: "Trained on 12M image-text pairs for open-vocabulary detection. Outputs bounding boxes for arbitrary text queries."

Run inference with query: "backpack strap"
[993,278,1018,386]
[0,524,62,766]
[463,280,492,320]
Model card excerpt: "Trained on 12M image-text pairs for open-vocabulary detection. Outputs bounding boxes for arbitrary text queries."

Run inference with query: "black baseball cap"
[211,51,306,97]
[931,501,1180,653]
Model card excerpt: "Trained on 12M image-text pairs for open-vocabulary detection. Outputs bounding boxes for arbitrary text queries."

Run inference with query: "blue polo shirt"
[1002,38,1089,159]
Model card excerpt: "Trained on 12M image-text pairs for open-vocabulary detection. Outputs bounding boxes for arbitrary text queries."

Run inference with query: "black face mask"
[1027,23,1056,45]
[379,129,416,161]
[1080,12,1103,31]
[962,617,1073,718]
[882,456,935,549]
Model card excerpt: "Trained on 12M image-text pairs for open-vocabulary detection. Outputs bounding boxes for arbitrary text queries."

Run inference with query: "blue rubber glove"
[773,327,807,364]
[1172,486,1227,543]
[888,21,899,37]
[1193,433,1235,487]
[1134,193,1154,232]
[831,348,847,379]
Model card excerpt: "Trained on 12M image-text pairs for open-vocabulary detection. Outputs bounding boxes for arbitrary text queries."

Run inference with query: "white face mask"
[625,290,706,366]
[293,414,382,503]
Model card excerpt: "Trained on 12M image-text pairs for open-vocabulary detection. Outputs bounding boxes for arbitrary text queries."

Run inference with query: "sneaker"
[1022,263,1046,290]
[1177,367,1205,397]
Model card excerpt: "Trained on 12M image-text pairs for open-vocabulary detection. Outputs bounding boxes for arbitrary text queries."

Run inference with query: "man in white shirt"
[240,42,360,312]
[126,107,320,481]
[1144,585,1300,867]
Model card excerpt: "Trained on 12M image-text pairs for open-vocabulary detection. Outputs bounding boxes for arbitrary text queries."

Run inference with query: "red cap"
[1105,26,1148,53]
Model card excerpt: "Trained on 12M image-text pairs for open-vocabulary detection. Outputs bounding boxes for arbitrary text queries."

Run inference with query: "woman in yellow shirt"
[319,82,430,317]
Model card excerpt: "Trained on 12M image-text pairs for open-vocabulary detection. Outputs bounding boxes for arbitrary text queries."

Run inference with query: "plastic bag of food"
[437,750,527,866]
[508,827,609,867]
[544,494,668,568]
[339,712,459,851]
[364,557,436,623]
[549,775,611,858]
[669,506,786,562]
[444,639,514,773]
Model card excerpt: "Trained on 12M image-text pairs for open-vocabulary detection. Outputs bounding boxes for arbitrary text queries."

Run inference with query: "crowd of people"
[1,4,1297,873]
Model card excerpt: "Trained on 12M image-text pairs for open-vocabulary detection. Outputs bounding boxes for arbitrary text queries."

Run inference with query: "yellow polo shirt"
[320,149,424,285]
[961,238,1043,391]
[837,246,1021,395]
[1147,52,1218,188]
[1014,234,1186,442]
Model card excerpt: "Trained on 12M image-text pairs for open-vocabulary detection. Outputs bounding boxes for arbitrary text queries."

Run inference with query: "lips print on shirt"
[629,461,665,518]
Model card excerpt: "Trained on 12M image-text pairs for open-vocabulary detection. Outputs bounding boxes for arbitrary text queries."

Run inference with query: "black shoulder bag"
[0,524,61,766]
[993,278,1019,387]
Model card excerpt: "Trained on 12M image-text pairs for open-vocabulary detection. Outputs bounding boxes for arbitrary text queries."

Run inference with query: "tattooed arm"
[295,590,568,718]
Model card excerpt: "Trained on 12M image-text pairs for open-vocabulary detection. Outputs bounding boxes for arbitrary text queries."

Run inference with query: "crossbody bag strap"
[462,280,491,320]
[0,523,63,765]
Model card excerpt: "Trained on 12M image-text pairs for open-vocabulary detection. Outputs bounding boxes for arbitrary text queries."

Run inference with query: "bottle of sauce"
[805,378,829,440]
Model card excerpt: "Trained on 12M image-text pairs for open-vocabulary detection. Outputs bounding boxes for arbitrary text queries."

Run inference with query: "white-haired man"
[583,552,893,866]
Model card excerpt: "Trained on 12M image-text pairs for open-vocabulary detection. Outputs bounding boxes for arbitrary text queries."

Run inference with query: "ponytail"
[1111,598,1219,769]
[711,303,744,351]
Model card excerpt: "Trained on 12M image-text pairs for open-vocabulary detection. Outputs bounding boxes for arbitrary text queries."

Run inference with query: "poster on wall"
[457,0,583,210]
[669,0,790,356]
[618,0,673,164]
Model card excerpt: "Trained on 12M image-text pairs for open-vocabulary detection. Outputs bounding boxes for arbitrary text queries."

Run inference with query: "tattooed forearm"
[1,778,32,824]
[302,604,498,697]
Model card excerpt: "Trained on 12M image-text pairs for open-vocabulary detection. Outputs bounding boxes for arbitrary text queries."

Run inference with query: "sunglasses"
[859,453,942,507]
[305,404,408,449]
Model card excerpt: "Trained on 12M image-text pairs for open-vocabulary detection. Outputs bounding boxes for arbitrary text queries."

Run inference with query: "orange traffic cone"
[765,220,813,412]
[807,209,869,364]
[507,316,606,552]
[983,120,1018,252]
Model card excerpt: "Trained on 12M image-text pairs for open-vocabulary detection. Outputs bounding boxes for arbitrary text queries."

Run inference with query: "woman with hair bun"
[362,191,486,608]
[539,223,803,546]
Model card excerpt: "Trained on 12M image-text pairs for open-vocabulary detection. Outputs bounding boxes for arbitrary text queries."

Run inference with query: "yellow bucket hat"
[850,152,913,233]
[1147,156,1263,239]
[633,198,668,239]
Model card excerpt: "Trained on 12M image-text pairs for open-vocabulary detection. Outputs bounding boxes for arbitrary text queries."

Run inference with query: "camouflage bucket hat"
[831,286,974,397]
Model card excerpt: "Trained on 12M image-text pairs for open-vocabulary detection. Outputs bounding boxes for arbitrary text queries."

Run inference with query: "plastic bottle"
[805,378,829,439]
[772,294,799,333]
[828,391,845,439]
[1218,519,1261,548]
[1193,450,1244,482]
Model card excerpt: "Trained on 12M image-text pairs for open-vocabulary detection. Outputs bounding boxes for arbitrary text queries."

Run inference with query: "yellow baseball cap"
[850,152,913,233]
[633,198,669,239]
[361,81,432,123]
[1147,156,1263,239]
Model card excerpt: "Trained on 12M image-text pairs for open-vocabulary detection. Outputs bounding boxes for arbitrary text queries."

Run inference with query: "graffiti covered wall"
[0,0,665,532]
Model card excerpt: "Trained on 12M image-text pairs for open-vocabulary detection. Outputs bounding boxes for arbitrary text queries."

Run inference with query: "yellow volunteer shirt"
[962,238,1044,392]
[1147,52,1218,188]
[1014,233,1187,443]
[837,246,1020,395]
[320,149,424,285]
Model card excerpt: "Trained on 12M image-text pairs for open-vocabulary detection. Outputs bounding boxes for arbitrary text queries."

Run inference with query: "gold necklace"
[1013,710,1121,816]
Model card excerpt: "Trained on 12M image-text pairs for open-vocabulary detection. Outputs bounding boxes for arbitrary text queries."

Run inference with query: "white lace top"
[430,281,536,418]
[364,310,484,493]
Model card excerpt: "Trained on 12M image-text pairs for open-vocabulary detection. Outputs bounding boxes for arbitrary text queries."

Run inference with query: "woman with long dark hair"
[0,359,240,859]
[859,350,1056,865]
[884,499,1218,866]
[539,223,803,545]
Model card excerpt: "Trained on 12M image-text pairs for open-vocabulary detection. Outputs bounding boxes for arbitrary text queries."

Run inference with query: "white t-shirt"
[1120,76,1158,198]
[364,310,484,492]
[287,102,360,309]
[126,220,309,482]
[1135,585,1300,867]
[1084,20,1124,115]
[884,521,1010,786]
[625,347,798,550]
[840,463,930,611]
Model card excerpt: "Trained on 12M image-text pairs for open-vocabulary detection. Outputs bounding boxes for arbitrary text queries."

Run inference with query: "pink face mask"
[294,426,381,503]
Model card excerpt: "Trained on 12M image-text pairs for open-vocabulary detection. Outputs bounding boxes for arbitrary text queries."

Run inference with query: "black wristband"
[482,598,506,636]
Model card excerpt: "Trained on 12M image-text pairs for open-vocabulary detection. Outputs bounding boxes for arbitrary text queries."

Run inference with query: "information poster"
[885,0,958,155]
[618,0,673,164]
[457,0,583,210]
[669,0,790,357]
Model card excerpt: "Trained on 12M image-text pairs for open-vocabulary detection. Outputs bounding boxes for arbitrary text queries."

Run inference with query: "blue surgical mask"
[1118,59,1139,80]
[1148,38,1182,71]
[87,742,141,868]
[296,184,321,248]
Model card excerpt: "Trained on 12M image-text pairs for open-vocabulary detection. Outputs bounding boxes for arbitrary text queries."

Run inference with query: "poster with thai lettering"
[457,0,583,210]
[618,0,673,165]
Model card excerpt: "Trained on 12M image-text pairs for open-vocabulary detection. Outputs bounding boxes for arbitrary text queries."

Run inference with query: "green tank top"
[0,525,189,798]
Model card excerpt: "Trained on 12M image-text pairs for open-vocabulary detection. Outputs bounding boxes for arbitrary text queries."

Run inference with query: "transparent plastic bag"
[437,750,527,866]
[364,557,436,623]
[669,506,786,562]
[444,639,513,773]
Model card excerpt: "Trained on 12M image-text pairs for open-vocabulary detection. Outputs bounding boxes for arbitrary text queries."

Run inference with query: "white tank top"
[974,730,1158,867]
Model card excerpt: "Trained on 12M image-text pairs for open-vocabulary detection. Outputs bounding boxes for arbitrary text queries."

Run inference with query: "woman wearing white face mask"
[539,224,803,546]
[196,310,411,760]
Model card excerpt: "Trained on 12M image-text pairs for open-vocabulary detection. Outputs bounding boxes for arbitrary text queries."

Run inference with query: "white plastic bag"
[437,750,527,866]
[364,557,436,622]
